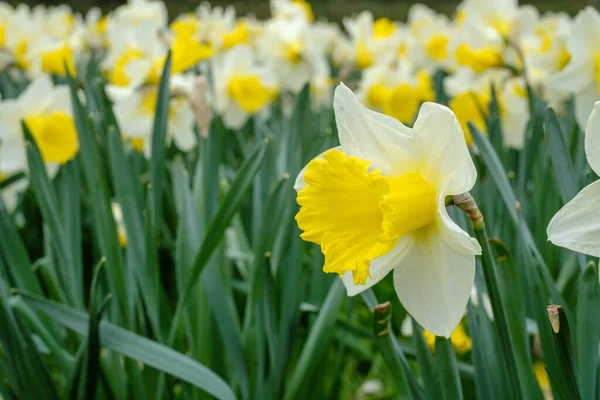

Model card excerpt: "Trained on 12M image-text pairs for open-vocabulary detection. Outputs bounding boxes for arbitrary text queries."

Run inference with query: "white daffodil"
[0,5,41,71]
[520,12,571,107]
[257,18,320,93]
[211,45,277,129]
[411,13,455,71]
[111,0,167,31]
[113,74,197,157]
[450,18,505,74]
[444,67,529,149]
[294,83,481,336]
[0,74,77,178]
[343,11,401,70]
[547,101,600,257]
[270,0,314,24]
[103,20,211,90]
[551,6,600,129]
[79,7,109,50]
[356,60,434,124]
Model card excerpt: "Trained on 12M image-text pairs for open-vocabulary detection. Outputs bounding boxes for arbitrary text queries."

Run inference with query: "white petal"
[567,7,600,58]
[20,73,54,113]
[585,101,600,176]
[342,235,414,296]
[46,86,72,114]
[575,84,600,130]
[393,227,475,337]
[547,180,600,258]
[412,102,477,195]
[551,58,594,94]
[333,83,418,175]
[437,200,482,256]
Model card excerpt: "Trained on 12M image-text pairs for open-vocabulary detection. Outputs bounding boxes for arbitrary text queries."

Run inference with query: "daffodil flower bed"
[0,0,599,399]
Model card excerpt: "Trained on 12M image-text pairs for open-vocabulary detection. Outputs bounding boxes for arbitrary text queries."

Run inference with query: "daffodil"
[551,6,600,129]
[0,74,77,178]
[343,12,401,69]
[270,0,314,24]
[257,18,320,93]
[450,19,505,73]
[401,316,473,353]
[294,84,481,336]
[212,45,277,129]
[445,68,529,149]
[111,0,167,31]
[113,74,197,157]
[547,101,600,257]
[358,61,434,124]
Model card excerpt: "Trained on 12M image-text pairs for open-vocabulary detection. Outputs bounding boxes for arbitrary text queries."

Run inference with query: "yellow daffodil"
[295,84,481,336]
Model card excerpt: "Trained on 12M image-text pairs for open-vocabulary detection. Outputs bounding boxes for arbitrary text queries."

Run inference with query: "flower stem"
[453,192,523,398]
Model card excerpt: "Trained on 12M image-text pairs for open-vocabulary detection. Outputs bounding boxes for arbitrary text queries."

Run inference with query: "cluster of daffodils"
[0,0,599,339]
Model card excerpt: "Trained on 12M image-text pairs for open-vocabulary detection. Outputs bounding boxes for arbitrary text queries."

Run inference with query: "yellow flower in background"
[426,34,449,61]
[25,112,78,164]
[373,18,396,38]
[424,322,472,353]
[455,44,502,73]
[295,84,481,337]
[222,21,250,50]
[449,92,489,146]
[533,361,550,392]
[0,74,76,177]
[227,75,272,113]
[40,44,76,76]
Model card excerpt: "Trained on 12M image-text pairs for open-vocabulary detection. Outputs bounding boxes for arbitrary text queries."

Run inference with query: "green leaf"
[19,292,237,400]
[471,218,524,398]
[411,319,444,400]
[283,279,345,400]
[576,262,600,400]
[545,107,579,203]
[435,337,463,400]
[23,122,81,308]
[170,139,269,338]
[373,301,423,400]
[547,305,581,400]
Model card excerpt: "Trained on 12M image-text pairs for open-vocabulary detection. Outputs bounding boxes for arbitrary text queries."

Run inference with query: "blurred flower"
[533,361,551,399]
[212,46,277,129]
[402,316,473,353]
[113,74,197,157]
[111,201,128,247]
[294,84,481,337]
[551,6,600,128]
[0,74,76,177]
[547,101,600,257]
[344,12,401,69]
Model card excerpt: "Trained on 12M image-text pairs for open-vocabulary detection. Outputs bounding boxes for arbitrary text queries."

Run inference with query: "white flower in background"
[113,74,197,157]
[450,18,505,74]
[310,58,332,112]
[111,0,167,31]
[410,13,454,71]
[551,6,600,129]
[111,201,128,247]
[343,11,401,69]
[79,7,109,49]
[356,60,434,124]
[547,101,600,257]
[212,45,277,129]
[459,0,524,40]
[520,12,571,107]
[258,18,322,93]
[270,0,314,24]
[444,67,529,149]
[0,74,77,178]
[295,84,481,336]
[0,5,41,71]
[103,20,211,90]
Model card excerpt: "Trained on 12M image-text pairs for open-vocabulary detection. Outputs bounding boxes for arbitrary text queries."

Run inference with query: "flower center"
[25,112,79,164]
[449,92,490,146]
[373,18,396,39]
[222,21,250,50]
[356,42,373,69]
[455,44,502,73]
[286,41,304,64]
[41,44,76,76]
[110,48,145,86]
[296,149,436,285]
[426,34,449,61]
[227,74,272,113]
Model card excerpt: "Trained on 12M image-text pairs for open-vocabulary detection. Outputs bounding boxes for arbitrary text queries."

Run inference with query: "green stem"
[454,193,523,398]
